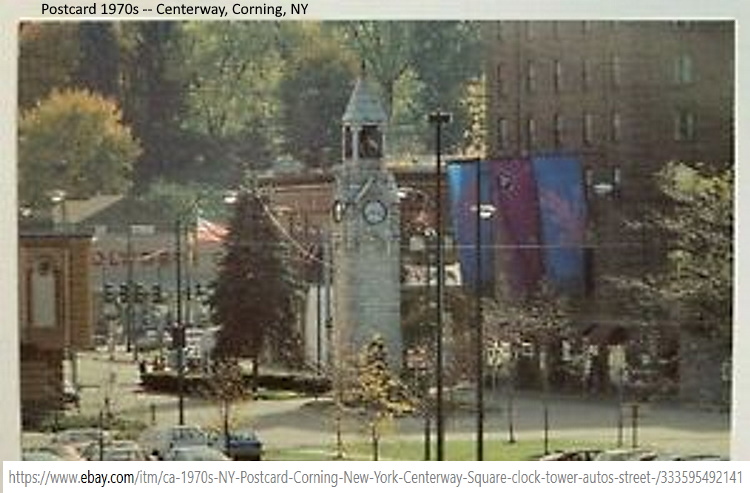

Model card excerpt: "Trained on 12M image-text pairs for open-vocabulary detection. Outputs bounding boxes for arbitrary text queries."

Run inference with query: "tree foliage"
[350,336,413,461]
[212,190,301,377]
[18,23,81,109]
[18,88,140,208]
[613,163,733,343]
[278,28,357,167]
[177,22,283,180]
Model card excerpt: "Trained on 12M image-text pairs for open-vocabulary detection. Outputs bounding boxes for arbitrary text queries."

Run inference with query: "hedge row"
[140,371,331,396]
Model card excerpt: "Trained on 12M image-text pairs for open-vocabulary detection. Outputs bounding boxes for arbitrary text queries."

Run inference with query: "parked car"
[62,381,80,407]
[22,445,83,461]
[594,448,658,461]
[539,449,601,461]
[163,445,230,461]
[53,428,110,454]
[23,449,64,461]
[81,440,147,461]
[208,430,263,461]
[140,424,207,460]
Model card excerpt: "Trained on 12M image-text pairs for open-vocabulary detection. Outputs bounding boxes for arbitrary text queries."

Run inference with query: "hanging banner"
[531,155,588,293]
[490,158,544,296]
[447,160,495,292]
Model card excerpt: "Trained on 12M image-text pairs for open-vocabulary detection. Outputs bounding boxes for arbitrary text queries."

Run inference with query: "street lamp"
[428,110,451,461]
[471,159,496,461]
[174,192,230,425]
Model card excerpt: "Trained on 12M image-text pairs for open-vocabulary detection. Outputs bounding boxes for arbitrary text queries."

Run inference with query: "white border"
[1,0,747,462]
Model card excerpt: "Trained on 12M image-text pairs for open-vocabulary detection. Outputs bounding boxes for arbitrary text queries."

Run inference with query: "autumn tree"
[18,88,140,209]
[351,336,414,461]
[211,189,301,392]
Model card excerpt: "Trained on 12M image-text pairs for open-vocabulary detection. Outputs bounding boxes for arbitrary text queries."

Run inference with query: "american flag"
[195,217,228,243]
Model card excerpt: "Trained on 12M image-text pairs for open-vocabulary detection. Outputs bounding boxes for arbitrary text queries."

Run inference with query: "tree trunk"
[371,422,379,461]
[252,354,260,397]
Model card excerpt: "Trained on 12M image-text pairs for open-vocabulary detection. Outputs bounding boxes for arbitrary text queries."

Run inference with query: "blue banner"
[531,155,588,293]
[447,160,495,292]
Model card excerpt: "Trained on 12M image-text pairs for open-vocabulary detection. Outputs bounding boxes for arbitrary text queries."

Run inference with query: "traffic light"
[135,283,147,303]
[194,283,205,299]
[151,283,163,304]
[170,324,185,349]
[118,283,129,303]
[103,283,116,304]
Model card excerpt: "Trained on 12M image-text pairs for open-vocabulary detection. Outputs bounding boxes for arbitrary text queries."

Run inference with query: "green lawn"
[265,438,607,461]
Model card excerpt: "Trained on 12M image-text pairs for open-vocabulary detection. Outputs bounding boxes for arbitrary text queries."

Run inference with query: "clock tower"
[331,69,402,368]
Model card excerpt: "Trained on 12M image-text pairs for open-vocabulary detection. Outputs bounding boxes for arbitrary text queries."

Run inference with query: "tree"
[278,30,357,168]
[18,88,140,209]
[76,22,121,99]
[612,163,732,342]
[339,21,483,154]
[483,283,574,389]
[203,358,250,453]
[120,22,188,186]
[177,22,283,181]
[211,189,300,391]
[18,23,81,109]
[351,336,413,461]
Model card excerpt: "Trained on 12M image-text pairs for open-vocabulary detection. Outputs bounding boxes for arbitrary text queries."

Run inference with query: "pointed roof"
[342,70,387,125]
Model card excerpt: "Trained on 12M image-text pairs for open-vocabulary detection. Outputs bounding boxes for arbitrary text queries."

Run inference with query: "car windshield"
[170,427,206,445]
[171,447,227,461]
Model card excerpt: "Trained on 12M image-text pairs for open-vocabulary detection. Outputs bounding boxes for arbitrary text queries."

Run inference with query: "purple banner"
[490,159,544,296]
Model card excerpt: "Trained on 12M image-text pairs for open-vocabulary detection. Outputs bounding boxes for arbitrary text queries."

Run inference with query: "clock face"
[362,199,387,225]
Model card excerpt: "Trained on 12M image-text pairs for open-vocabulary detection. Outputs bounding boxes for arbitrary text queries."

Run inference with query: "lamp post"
[173,192,228,425]
[428,110,451,460]
[472,159,496,461]
[175,216,186,425]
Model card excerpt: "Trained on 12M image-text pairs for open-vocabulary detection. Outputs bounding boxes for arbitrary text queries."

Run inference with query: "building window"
[582,59,592,91]
[496,117,509,150]
[495,63,506,95]
[611,111,621,142]
[583,112,595,146]
[526,61,536,93]
[525,21,535,40]
[526,117,537,149]
[554,60,563,92]
[674,111,696,141]
[358,125,382,158]
[343,126,353,159]
[554,114,564,148]
[611,55,621,87]
[496,22,504,42]
[674,54,694,84]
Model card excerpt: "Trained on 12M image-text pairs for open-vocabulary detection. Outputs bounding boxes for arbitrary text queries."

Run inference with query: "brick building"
[18,231,94,423]
[483,20,734,401]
